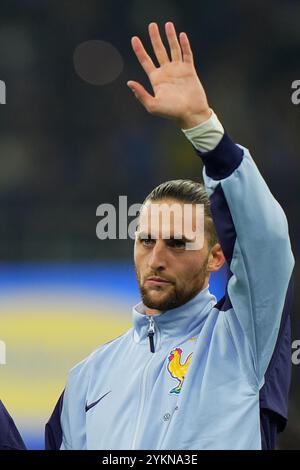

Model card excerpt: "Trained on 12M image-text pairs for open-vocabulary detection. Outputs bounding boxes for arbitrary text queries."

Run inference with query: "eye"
[141,237,156,247]
[167,239,186,249]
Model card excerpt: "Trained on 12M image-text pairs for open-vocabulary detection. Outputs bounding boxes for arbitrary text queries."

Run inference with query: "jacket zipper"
[131,316,157,449]
[147,315,155,353]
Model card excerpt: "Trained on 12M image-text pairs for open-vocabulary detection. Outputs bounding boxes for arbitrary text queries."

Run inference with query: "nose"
[148,240,167,271]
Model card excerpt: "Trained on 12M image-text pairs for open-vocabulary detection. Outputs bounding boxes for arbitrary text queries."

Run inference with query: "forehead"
[138,199,204,238]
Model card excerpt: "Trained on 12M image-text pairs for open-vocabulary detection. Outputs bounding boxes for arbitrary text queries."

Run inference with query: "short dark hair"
[142,179,218,248]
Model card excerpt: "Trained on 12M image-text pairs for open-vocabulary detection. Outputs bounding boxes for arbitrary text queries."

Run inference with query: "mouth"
[145,277,173,287]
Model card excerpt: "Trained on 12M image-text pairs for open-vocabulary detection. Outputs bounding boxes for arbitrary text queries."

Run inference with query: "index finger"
[131,36,156,76]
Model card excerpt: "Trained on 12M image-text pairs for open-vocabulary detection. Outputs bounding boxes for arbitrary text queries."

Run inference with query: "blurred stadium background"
[0,0,299,449]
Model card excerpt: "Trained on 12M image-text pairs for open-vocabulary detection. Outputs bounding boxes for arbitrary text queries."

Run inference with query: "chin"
[142,291,169,309]
[146,293,169,306]
[142,291,180,311]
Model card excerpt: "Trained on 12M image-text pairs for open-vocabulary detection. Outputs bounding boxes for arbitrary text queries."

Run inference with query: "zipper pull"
[147,316,155,353]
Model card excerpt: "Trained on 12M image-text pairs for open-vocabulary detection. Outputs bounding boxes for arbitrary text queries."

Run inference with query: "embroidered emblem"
[167,347,193,394]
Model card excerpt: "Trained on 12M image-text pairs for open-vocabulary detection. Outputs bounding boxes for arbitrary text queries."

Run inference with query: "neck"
[144,306,161,316]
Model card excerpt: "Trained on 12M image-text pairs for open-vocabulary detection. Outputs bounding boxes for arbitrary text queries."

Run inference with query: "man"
[0,401,26,450]
[45,22,294,450]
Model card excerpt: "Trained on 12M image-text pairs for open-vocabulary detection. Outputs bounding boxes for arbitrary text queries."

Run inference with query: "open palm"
[128,22,211,129]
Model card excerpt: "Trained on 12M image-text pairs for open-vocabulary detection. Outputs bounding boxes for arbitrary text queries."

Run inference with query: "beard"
[135,263,208,312]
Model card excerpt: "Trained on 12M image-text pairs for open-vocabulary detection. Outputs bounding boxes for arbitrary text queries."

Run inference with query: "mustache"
[144,273,175,284]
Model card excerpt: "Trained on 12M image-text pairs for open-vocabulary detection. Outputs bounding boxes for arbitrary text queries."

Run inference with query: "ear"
[207,243,225,273]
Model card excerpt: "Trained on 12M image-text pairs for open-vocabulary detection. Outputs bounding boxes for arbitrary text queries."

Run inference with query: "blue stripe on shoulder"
[209,183,237,263]
[207,177,237,313]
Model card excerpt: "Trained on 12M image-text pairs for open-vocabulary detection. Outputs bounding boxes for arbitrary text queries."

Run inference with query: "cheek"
[177,254,207,279]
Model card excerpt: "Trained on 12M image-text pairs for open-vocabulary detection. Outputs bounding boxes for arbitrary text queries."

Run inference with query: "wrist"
[181,109,225,153]
[179,108,212,130]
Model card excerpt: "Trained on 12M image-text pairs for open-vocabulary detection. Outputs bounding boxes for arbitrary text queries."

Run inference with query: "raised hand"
[127,22,211,129]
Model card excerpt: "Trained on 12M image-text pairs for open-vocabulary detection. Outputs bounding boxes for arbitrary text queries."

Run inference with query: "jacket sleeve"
[0,401,26,450]
[196,132,295,384]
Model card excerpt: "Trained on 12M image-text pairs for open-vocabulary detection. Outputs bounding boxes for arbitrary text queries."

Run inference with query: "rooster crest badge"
[167,347,193,394]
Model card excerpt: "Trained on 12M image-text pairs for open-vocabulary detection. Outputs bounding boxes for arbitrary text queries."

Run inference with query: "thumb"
[127,80,155,111]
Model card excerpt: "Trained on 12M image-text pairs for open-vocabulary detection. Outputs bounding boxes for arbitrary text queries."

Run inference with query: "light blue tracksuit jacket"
[45,133,294,450]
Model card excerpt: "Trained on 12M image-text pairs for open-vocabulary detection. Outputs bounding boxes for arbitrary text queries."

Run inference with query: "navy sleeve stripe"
[0,401,26,450]
[209,182,237,313]
[259,277,294,422]
[195,131,243,180]
[209,183,237,263]
[260,408,282,450]
[45,391,64,450]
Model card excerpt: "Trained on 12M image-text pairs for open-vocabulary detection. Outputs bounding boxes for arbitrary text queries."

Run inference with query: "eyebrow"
[136,232,196,243]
